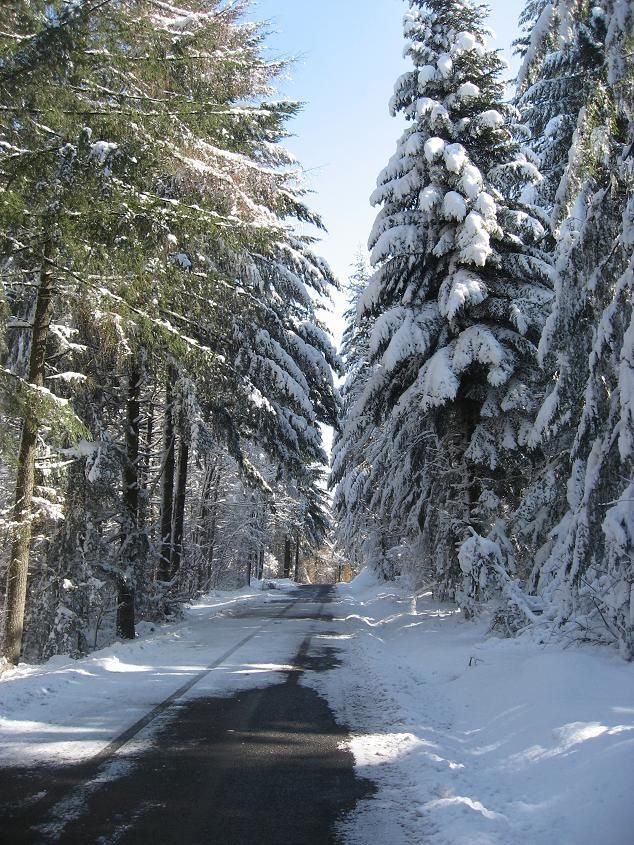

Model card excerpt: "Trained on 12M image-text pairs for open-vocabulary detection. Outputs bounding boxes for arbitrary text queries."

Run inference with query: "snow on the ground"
[0,582,298,767]
[304,569,634,845]
[3,572,632,845]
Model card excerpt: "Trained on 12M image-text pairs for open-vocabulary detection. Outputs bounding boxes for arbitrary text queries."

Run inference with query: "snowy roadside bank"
[0,581,297,767]
[304,570,634,845]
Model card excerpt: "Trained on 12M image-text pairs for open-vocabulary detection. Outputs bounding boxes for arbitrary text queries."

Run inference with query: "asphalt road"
[0,585,374,845]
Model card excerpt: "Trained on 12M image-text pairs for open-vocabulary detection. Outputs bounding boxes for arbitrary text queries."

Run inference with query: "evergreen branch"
[0,31,33,42]
[32,254,246,391]
[0,104,277,118]
[48,83,279,115]
[0,368,89,441]
[0,0,117,84]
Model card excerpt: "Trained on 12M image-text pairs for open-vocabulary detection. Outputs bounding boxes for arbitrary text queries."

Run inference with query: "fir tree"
[344,0,552,592]
[514,0,608,215]
[331,253,376,569]
[517,0,634,653]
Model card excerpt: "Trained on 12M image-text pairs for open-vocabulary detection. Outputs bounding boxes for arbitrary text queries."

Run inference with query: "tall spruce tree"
[341,0,552,594]
[511,0,634,653]
[331,253,378,570]
[331,253,409,578]
[514,0,607,216]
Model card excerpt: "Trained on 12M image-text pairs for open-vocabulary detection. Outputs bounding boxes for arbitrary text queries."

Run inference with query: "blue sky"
[253,0,524,340]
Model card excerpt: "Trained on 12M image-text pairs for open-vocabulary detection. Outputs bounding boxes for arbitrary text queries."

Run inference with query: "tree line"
[333,0,634,657]
[0,0,338,664]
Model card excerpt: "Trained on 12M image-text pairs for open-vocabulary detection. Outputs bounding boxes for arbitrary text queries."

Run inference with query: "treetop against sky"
[254,0,523,343]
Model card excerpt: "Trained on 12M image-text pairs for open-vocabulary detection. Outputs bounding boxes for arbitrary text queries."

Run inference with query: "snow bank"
[338,567,385,598]
[260,578,299,593]
[306,585,634,845]
[0,585,288,767]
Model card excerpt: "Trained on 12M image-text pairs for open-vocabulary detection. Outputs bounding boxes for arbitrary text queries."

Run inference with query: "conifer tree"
[514,0,607,215]
[509,0,634,652]
[331,253,402,576]
[331,253,375,568]
[343,0,552,592]
[1,0,339,660]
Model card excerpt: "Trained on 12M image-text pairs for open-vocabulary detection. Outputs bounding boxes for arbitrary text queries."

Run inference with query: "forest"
[1,0,633,667]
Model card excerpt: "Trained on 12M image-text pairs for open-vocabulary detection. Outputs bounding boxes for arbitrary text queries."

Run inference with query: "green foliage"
[0,0,339,662]
[0,369,90,444]
[0,0,337,473]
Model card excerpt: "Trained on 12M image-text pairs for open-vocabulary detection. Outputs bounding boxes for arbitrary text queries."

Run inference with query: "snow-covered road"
[1,575,633,845]
[0,582,308,768]
[0,583,372,844]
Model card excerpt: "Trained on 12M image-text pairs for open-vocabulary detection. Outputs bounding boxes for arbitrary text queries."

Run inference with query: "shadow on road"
[0,585,374,844]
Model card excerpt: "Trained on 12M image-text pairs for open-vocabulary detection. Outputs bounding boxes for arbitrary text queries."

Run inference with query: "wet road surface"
[0,585,374,844]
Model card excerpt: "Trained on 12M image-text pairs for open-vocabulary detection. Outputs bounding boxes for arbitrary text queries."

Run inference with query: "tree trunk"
[117,363,142,640]
[195,463,213,591]
[204,465,221,589]
[3,241,54,664]
[138,398,153,534]
[461,398,481,537]
[456,397,482,614]
[294,533,300,582]
[170,399,189,577]
[158,366,176,582]
[136,386,153,595]
[283,536,292,578]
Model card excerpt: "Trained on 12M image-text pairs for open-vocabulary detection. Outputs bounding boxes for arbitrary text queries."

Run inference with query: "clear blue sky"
[252,0,524,341]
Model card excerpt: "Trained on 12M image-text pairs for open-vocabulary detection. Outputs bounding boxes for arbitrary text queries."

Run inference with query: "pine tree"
[516,0,634,653]
[514,0,607,216]
[341,0,552,593]
[331,253,377,569]
[473,0,634,647]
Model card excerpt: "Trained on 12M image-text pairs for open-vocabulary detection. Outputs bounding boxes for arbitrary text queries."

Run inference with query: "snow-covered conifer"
[331,253,387,571]
[515,0,634,654]
[0,0,340,660]
[514,0,607,215]
[345,0,552,590]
